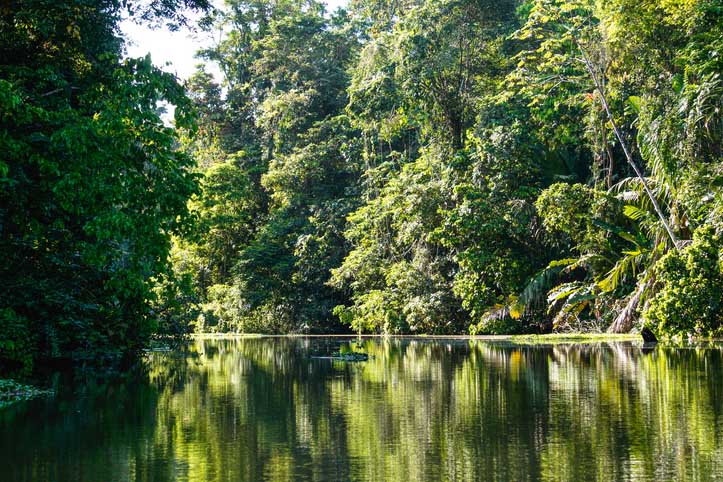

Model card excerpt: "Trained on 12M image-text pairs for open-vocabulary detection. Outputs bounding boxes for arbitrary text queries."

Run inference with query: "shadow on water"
[1,337,723,481]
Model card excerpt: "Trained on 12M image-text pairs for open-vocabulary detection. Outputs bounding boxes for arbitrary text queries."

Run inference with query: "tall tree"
[0,0,208,372]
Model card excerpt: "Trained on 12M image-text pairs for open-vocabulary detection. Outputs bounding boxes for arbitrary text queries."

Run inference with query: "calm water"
[2,337,723,481]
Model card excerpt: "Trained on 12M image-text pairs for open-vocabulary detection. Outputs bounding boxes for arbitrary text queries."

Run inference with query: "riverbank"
[506,333,640,344]
[190,332,643,344]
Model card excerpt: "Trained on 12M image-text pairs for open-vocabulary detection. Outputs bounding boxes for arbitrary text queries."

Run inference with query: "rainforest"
[2,0,723,373]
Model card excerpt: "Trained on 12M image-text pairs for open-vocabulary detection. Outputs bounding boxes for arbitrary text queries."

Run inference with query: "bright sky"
[120,0,349,82]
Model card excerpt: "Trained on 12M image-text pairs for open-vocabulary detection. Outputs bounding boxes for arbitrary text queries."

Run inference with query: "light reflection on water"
[1,337,723,481]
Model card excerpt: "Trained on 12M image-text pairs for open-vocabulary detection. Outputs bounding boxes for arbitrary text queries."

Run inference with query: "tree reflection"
[2,338,723,481]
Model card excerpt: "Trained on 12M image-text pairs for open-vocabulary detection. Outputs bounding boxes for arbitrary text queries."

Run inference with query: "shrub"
[644,226,723,338]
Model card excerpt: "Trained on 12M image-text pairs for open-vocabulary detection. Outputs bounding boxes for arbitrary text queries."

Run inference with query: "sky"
[120,0,349,82]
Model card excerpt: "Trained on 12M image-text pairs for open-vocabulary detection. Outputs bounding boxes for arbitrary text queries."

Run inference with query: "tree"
[170,0,362,332]
[0,0,208,372]
[164,0,723,339]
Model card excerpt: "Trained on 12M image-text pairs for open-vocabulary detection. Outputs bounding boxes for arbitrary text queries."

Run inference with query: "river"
[1,337,722,481]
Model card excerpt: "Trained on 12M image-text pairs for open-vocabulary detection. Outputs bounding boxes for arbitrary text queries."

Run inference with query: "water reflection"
[1,338,723,481]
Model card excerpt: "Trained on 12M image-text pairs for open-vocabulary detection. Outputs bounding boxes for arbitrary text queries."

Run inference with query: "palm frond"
[549,282,596,330]
[623,204,648,222]
[516,258,578,313]
[547,282,583,305]
[596,251,641,293]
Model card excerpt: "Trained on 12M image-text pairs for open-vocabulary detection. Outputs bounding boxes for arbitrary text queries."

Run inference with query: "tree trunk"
[573,38,679,250]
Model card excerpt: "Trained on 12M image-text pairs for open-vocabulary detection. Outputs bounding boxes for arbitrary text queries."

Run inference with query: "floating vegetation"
[0,379,54,409]
[331,351,370,362]
[311,351,371,362]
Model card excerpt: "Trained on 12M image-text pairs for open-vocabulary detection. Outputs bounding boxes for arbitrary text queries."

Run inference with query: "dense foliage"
[171,0,723,339]
[0,0,209,372]
[3,0,723,372]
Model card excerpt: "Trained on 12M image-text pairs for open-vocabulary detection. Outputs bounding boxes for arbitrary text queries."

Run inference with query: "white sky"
[121,0,349,82]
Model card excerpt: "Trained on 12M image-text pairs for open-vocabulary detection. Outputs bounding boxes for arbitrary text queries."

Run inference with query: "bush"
[644,226,723,338]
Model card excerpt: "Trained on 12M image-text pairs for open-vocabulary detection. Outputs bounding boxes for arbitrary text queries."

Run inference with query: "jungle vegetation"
[2,0,723,372]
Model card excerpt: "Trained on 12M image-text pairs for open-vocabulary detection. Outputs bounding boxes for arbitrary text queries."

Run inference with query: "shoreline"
[189,332,643,343]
